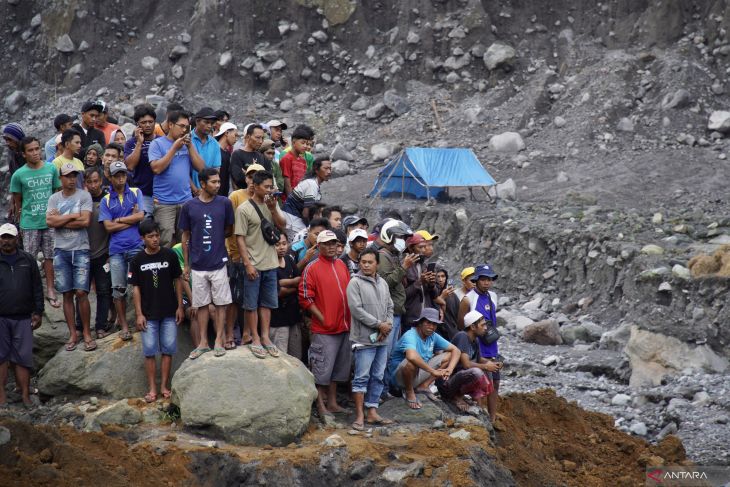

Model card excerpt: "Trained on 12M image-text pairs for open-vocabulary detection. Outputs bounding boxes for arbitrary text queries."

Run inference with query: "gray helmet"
[380,219,413,244]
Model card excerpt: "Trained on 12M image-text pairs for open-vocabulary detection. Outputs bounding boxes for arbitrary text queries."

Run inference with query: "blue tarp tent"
[369,147,496,200]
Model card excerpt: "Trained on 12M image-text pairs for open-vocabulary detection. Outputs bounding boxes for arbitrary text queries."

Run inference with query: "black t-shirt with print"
[271,254,301,328]
[128,247,182,320]
[230,149,269,188]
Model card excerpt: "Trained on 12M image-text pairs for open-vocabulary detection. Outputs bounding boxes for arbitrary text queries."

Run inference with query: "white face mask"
[393,238,406,253]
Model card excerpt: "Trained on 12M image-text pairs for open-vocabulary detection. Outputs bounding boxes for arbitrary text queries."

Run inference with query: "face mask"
[394,238,406,253]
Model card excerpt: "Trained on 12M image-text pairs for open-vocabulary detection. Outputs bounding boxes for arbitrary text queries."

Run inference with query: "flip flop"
[188,347,210,360]
[161,390,171,399]
[120,331,133,341]
[213,347,226,357]
[404,397,422,410]
[351,421,365,431]
[264,345,280,358]
[83,340,97,352]
[249,344,267,359]
[46,296,61,308]
[96,328,112,339]
[366,417,395,425]
[415,389,439,402]
[65,341,77,352]
[144,392,157,403]
[224,340,236,350]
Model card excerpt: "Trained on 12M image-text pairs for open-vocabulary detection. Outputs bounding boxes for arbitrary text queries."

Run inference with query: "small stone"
[349,459,374,480]
[656,422,677,441]
[483,42,516,70]
[708,110,730,133]
[382,461,424,483]
[366,103,387,120]
[363,67,381,79]
[55,34,75,53]
[311,30,328,43]
[179,32,191,44]
[141,56,159,71]
[383,90,410,115]
[350,96,368,111]
[641,244,664,255]
[30,13,41,28]
[219,51,233,68]
[270,59,287,71]
[692,391,710,406]
[562,460,577,472]
[89,396,98,405]
[293,92,311,106]
[658,281,672,292]
[279,99,294,112]
[671,264,690,280]
[78,40,89,52]
[4,90,26,114]
[407,31,420,44]
[330,144,354,161]
[68,63,83,77]
[39,448,53,463]
[323,434,346,447]
[541,355,560,366]
[0,426,10,446]
[169,45,188,61]
[554,116,566,127]
[661,89,691,109]
[489,132,525,152]
[617,117,634,132]
[611,394,631,406]
[445,72,460,83]
[449,429,471,440]
[432,420,445,429]
[629,422,648,436]
[171,65,184,79]
[652,213,663,224]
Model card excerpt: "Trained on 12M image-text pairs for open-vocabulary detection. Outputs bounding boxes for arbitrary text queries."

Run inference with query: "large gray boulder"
[521,320,563,345]
[483,43,516,70]
[171,348,316,446]
[488,132,525,152]
[708,110,730,133]
[37,327,193,399]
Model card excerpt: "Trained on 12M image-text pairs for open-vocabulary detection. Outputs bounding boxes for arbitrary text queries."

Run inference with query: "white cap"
[463,310,484,328]
[316,230,338,244]
[0,223,18,237]
[214,121,238,138]
[347,228,369,243]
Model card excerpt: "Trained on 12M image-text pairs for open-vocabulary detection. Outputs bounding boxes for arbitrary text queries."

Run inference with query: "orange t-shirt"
[226,189,251,261]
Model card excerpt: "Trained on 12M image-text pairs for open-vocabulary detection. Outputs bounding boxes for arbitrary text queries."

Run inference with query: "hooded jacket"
[347,272,394,346]
[299,255,351,335]
[372,241,406,316]
[0,249,44,318]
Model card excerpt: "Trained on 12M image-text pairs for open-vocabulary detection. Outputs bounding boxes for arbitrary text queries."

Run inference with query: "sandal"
[83,340,97,352]
[351,421,365,431]
[404,397,422,410]
[96,328,112,339]
[161,390,171,399]
[188,347,210,360]
[224,340,236,350]
[415,389,439,402]
[144,392,157,403]
[46,296,61,308]
[366,417,395,425]
[213,347,226,357]
[65,341,77,352]
[264,345,280,358]
[120,331,133,341]
[249,344,267,359]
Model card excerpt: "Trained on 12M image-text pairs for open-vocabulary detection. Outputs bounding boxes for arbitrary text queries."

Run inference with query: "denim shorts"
[110,248,142,299]
[241,268,278,310]
[141,316,177,357]
[53,249,90,293]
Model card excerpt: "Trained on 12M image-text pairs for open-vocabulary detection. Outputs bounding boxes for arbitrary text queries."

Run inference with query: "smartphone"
[271,191,283,198]
[447,278,454,286]
[427,262,436,273]
[369,331,379,343]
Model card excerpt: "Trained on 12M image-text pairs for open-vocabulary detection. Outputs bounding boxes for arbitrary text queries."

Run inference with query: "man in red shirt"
[280,125,314,196]
[299,229,351,418]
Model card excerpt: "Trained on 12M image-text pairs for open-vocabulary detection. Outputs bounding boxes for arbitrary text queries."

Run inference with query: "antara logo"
[647,469,709,482]
[647,469,663,482]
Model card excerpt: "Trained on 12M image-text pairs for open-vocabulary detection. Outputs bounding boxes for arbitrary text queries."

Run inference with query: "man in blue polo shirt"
[190,107,222,191]
[99,161,145,341]
[148,110,205,247]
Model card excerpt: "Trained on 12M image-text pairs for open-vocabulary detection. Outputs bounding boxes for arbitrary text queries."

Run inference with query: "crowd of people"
[0,100,504,428]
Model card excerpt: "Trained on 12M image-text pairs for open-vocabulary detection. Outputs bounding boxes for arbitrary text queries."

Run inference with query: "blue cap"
[471,264,498,281]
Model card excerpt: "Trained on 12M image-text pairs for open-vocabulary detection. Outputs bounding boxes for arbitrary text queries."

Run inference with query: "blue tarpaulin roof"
[369,147,496,199]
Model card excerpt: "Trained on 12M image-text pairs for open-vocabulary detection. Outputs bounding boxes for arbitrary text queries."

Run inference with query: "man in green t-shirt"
[10,136,62,308]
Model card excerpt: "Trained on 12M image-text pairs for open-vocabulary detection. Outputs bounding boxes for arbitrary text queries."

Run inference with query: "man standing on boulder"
[0,223,43,408]
[457,264,503,422]
[129,219,184,403]
[180,168,234,359]
[299,230,352,418]
[46,163,94,351]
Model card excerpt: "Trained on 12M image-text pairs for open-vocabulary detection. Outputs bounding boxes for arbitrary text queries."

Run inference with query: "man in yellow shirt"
[53,129,85,188]
[225,163,265,348]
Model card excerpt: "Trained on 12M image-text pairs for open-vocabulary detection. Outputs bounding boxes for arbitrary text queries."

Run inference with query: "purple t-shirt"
[124,137,156,197]
[178,196,234,271]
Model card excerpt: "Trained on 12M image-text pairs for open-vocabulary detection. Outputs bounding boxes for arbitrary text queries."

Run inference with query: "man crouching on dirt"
[388,308,460,410]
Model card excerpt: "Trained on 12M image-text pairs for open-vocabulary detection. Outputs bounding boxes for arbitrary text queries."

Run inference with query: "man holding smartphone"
[124,104,158,215]
[403,233,438,331]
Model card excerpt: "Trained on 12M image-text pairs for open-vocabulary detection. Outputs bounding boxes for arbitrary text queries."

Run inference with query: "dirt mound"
[0,418,192,487]
[494,389,688,487]
[688,244,730,278]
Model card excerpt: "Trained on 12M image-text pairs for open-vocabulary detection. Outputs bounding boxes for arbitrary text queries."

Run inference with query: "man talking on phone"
[148,110,205,247]
[403,233,438,332]
[124,104,159,215]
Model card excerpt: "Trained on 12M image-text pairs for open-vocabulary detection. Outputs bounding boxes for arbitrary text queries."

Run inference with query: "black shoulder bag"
[248,199,281,245]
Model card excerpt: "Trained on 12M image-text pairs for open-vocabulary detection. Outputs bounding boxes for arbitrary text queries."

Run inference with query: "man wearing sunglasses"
[148,110,205,247]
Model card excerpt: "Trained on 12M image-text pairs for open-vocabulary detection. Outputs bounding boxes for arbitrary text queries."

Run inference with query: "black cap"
[214,109,230,120]
[81,100,104,113]
[53,113,73,131]
[195,107,218,120]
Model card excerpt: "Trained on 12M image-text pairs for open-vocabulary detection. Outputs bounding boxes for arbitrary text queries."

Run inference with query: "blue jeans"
[381,315,401,393]
[242,268,278,310]
[352,345,388,409]
[110,248,142,299]
[53,249,90,293]
[141,316,178,357]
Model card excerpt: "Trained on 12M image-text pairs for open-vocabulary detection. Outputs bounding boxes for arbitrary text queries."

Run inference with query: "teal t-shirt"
[389,328,451,385]
[9,163,61,230]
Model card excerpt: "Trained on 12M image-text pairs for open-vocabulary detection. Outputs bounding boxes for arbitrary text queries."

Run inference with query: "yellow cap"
[460,266,475,280]
[245,163,266,174]
[416,229,439,241]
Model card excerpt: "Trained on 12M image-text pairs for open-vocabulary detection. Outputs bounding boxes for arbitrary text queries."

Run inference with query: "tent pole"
[369,152,400,208]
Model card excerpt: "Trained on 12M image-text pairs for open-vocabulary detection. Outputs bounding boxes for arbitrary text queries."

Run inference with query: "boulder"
[488,132,525,152]
[498,309,534,332]
[55,34,75,53]
[219,51,233,68]
[661,89,691,110]
[330,143,354,162]
[708,111,730,133]
[141,56,159,71]
[365,102,387,120]
[370,142,399,161]
[83,399,142,431]
[521,320,563,345]
[350,96,368,111]
[37,327,193,399]
[560,322,603,344]
[377,396,443,424]
[624,326,728,388]
[489,178,517,201]
[483,43,516,70]
[383,90,410,116]
[4,90,26,114]
[616,118,634,132]
[168,45,189,61]
[171,348,316,446]
[331,160,350,177]
[598,323,631,351]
